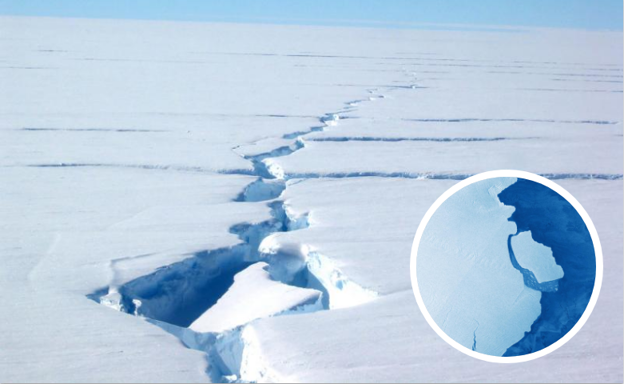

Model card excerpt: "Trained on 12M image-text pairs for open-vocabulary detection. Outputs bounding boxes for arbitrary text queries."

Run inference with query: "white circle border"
[409,170,604,364]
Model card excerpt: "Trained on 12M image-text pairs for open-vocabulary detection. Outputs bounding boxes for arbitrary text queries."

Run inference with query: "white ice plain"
[0,16,622,383]
[417,177,542,357]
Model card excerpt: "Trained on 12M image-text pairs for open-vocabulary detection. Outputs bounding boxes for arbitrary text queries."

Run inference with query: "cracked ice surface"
[248,179,621,382]
[417,177,542,356]
[1,15,622,383]
[275,136,623,178]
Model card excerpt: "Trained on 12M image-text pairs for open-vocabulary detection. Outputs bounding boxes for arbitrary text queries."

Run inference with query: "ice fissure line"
[279,171,624,181]
[306,136,516,142]
[88,90,386,383]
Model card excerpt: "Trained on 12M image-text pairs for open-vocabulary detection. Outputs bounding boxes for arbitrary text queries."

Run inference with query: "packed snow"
[0,16,622,383]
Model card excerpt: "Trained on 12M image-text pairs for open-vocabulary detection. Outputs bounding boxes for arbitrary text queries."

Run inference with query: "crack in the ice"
[280,171,624,181]
[307,136,514,142]
[87,88,386,383]
[516,87,622,94]
[472,321,480,352]
[281,113,342,139]
[23,162,256,175]
[82,68,622,381]
[19,127,166,133]
[403,118,618,125]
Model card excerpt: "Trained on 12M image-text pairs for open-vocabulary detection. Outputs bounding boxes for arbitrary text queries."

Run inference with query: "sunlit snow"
[0,15,621,383]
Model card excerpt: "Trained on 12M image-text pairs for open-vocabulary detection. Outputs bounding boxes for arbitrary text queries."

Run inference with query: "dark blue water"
[498,178,595,356]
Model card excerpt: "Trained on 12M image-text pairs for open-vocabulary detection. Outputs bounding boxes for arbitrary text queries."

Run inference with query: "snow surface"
[0,16,622,383]
[511,231,564,284]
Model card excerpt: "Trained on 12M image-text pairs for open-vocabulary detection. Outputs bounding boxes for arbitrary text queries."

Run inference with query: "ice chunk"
[306,252,378,309]
[189,262,322,333]
[259,238,309,284]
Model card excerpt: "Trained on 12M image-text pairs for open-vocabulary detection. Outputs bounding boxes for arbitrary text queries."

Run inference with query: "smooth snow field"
[0,16,622,383]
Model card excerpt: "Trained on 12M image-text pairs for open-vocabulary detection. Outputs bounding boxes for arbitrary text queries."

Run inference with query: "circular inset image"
[410,170,602,363]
